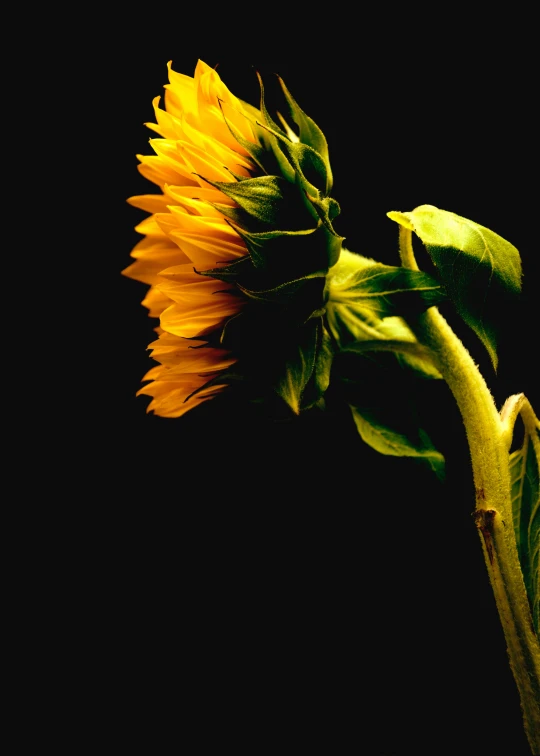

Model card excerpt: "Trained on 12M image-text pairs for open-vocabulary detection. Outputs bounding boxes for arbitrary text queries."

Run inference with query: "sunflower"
[123,60,260,418]
[125,59,344,419]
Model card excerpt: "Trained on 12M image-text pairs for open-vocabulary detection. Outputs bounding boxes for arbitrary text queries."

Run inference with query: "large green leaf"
[510,428,540,636]
[387,205,522,370]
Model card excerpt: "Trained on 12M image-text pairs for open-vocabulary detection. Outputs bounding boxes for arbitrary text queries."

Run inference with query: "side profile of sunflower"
[123,61,259,417]
[124,59,343,418]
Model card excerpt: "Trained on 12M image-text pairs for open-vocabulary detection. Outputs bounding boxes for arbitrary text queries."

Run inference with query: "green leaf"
[275,322,318,414]
[341,332,442,380]
[335,349,445,480]
[510,428,540,635]
[349,406,445,481]
[387,205,522,370]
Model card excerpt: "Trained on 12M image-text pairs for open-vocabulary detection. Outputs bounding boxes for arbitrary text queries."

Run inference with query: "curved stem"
[399,226,540,753]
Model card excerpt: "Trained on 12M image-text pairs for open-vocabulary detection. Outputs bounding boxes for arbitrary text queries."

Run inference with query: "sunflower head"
[124,60,343,418]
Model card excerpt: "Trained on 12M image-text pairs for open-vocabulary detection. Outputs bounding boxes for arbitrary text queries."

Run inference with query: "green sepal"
[510,427,540,636]
[387,205,522,371]
[198,312,334,417]
[282,139,330,196]
[218,98,287,178]
[199,174,315,232]
[238,98,289,176]
[274,320,319,414]
[196,255,254,284]
[300,319,334,409]
[237,274,326,312]
[256,115,329,197]
[277,75,333,192]
[231,223,343,281]
[255,71,288,139]
[222,166,251,182]
[254,72,296,182]
[305,194,343,260]
[219,310,250,349]
[219,300,319,352]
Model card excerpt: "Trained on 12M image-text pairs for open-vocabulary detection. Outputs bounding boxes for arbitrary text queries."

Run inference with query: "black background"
[97,50,538,753]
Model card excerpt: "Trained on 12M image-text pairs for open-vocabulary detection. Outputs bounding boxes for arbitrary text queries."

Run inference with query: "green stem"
[399,226,540,753]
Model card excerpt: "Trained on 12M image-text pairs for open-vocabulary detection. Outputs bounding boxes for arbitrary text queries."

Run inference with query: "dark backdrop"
[102,55,537,753]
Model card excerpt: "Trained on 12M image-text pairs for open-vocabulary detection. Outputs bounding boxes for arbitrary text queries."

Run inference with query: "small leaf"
[387,205,522,370]
[335,349,445,480]
[510,428,540,635]
[350,406,445,481]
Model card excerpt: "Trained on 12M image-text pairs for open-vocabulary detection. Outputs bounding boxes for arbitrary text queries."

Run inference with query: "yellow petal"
[164,184,236,208]
[160,295,240,338]
[141,286,174,318]
[127,193,171,214]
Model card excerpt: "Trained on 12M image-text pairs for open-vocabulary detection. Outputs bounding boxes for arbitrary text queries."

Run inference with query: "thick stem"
[399,226,540,753]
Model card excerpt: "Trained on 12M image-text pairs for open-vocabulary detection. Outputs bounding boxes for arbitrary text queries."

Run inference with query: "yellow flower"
[123,60,260,418]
